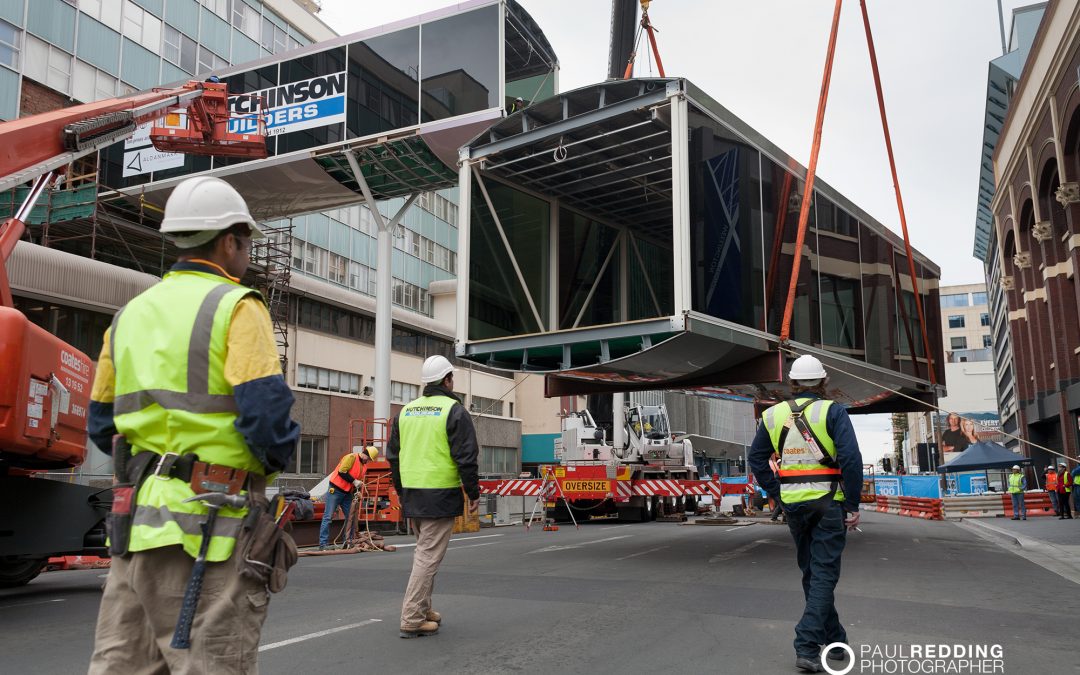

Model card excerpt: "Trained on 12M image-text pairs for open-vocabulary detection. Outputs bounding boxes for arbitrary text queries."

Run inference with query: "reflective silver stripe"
[132,504,243,538]
[188,283,238,394]
[763,407,776,430]
[781,482,844,495]
[807,400,826,424]
[114,390,239,415]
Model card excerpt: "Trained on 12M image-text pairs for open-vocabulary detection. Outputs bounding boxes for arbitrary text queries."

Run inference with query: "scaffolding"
[250,218,294,372]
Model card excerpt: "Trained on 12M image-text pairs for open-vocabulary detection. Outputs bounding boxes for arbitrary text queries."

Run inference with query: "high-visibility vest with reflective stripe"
[1064,471,1073,493]
[762,397,844,505]
[398,395,460,489]
[1008,473,1023,494]
[1046,472,1058,491]
[111,269,264,561]
[329,454,364,492]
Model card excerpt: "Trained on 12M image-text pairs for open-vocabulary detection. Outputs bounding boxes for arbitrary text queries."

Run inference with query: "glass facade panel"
[77,16,121,76]
[198,6,230,57]
[0,0,22,27]
[132,0,164,17]
[160,60,188,86]
[164,0,199,36]
[120,37,159,90]
[940,293,968,307]
[626,233,672,321]
[859,221,894,370]
[0,17,19,70]
[346,27,419,137]
[558,208,621,329]
[420,5,499,122]
[469,178,549,339]
[971,291,988,305]
[0,63,17,119]
[763,159,818,343]
[815,194,863,357]
[231,29,259,64]
[688,112,764,330]
[28,0,75,52]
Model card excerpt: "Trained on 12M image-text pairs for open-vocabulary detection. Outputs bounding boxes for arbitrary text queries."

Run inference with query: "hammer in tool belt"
[170,491,247,649]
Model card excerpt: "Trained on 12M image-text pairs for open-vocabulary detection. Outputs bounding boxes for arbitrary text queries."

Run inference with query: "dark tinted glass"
[688,112,764,330]
[559,208,621,329]
[762,159,818,343]
[420,6,500,122]
[816,194,863,357]
[860,221,894,370]
[347,27,419,137]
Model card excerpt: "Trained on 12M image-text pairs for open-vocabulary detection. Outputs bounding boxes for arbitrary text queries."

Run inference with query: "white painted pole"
[613,392,626,451]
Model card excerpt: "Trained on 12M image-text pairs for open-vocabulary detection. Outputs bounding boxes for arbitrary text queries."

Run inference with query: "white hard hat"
[789,354,827,382]
[160,176,263,248]
[1012,465,1021,470]
[421,355,454,384]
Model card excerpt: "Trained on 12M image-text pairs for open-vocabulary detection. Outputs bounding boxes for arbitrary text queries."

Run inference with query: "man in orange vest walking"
[1045,465,1060,516]
[319,447,377,550]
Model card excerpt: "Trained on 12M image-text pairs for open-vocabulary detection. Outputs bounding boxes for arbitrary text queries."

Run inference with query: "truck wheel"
[0,557,46,588]
[685,496,697,514]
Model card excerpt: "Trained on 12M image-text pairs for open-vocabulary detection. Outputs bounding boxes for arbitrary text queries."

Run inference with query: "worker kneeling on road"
[748,354,863,674]
[387,355,479,638]
[88,176,301,675]
[319,447,378,550]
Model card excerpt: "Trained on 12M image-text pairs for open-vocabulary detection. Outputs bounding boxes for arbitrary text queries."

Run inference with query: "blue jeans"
[1009,492,1026,519]
[1049,490,1059,515]
[785,499,848,658]
[319,486,353,547]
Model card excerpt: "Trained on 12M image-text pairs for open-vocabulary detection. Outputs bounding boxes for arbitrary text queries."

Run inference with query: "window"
[940,293,969,308]
[297,364,361,395]
[229,0,259,39]
[0,19,20,70]
[73,60,118,103]
[82,0,123,30]
[24,36,72,93]
[980,312,990,327]
[470,395,504,416]
[122,1,161,52]
[948,315,965,329]
[982,334,992,348]
[199,0,228,17]
[971,292,988,306]
[260,15,287,53]
[163,24,196,73]
[328,253,346,284]
[479,446,517,475]
[287,437,324,474]
[196,45,227,74]
[950,336,967,350]
[391,380,419,403]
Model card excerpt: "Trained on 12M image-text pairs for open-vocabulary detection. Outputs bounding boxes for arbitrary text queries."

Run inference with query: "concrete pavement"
[0,511,1074,674]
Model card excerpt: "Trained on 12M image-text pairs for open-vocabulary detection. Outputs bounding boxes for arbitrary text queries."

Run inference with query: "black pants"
[1060,492,1073,518]
[785,500,848,658]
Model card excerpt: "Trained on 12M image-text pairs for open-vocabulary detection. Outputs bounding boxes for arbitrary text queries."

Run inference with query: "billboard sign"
[228,71,347,137]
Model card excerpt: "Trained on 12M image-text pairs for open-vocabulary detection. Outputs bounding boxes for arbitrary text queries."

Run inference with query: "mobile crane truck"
[0,79,266,586]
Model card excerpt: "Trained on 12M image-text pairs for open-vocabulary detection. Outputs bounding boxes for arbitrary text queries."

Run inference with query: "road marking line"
[259,619,382,651]
[616,546,668,561]
[395,534,504,549]
[527,534,634,554]
[708,539,776,563]
[600,524,633,530]
[0,598,65,610]
[725,527,742,532]
[450,542,500,550]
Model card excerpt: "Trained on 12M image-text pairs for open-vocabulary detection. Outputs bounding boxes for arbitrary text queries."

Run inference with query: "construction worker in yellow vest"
[88,176,300,674]
[387,355,480,638]
[1007,465,1027,520]
[1057,461,1073,519]
[748,354,863,674]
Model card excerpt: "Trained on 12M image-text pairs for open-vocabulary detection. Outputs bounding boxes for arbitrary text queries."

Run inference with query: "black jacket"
[387,384,480,518]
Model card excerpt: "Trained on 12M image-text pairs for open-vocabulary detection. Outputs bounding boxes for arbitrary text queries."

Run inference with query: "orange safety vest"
[1046,471,1059,491]
[329,454,364,493]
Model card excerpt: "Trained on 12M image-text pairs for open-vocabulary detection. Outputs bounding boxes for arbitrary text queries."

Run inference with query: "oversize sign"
[228,71,347,137]
[562,480,610,493]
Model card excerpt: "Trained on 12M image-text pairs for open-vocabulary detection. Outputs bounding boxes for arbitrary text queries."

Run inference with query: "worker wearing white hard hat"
[88,175,299,673]
[1045,464,1061,515]
[747,353,863,672]
[387,354,479,638]
[1008,465,1027,520]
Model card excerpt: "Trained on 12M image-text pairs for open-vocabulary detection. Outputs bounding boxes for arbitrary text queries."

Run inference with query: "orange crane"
[0,79,266,587]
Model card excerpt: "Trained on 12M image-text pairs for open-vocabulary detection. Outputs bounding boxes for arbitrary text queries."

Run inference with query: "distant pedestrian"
[749,355,863,674]
[1008,465,1027,521]
[387,355,479,639]
[1059,461,1074,519]
[1045,465,1060,515]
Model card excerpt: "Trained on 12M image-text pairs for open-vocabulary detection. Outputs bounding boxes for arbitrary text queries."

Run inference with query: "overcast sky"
[315,0,1031,467]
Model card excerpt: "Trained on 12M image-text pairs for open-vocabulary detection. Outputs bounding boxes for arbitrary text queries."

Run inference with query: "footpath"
[956,512,1080,584]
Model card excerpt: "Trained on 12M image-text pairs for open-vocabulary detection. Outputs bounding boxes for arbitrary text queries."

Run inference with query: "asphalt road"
[1,511,1075,674]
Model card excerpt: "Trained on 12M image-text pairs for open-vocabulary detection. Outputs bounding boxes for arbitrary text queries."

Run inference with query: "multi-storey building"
[987,0,1080,469]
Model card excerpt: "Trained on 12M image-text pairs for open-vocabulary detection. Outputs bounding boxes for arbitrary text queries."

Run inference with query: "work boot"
[826,646,847,661]
[425,610,442,624]
[399,620,439,638]
[318,545,327,551]
[795,656,824,672]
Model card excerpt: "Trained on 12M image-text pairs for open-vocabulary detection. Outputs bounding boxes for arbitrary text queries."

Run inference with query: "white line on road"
[394,534,505,549]
[259,619,382,651]
[616,546,668,561]
[450,542,501,550]
[709,539,777,563]
[0,598,65,610]
[600,524,633,530]
[527,534,634,554]
[725,527,742,532]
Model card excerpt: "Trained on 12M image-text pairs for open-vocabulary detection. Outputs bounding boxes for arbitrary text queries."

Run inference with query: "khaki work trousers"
[88,544,269,675]
[400,517,455,629]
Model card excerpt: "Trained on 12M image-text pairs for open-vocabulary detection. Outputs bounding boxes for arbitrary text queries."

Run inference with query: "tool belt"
[236,494,298,593]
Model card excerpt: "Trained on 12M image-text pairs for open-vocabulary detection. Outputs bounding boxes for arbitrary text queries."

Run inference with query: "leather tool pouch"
[235,495,298,593]
[190,462,248,495]
[107,436,147,558]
